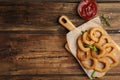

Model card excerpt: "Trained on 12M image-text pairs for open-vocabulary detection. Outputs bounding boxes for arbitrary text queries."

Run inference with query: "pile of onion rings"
[77,27,119,72]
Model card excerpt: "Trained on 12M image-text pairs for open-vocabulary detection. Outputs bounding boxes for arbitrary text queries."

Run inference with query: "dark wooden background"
[0,0,120,80]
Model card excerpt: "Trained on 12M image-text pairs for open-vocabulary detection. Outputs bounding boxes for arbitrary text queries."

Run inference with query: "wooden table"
[0,0,120,80]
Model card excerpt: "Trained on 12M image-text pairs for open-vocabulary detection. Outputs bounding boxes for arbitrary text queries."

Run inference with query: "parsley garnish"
[101,14,110,26]
[81,30,87,34]
[91,70,96,79]
[85,44,98,52]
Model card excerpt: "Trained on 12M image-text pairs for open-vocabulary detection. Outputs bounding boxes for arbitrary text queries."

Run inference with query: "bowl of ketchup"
[77,0,98,20]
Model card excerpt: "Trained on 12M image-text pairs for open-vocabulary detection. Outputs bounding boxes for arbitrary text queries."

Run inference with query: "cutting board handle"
[59,15,76,31]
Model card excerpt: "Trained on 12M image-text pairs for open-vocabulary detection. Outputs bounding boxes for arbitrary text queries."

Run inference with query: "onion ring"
[81,58,97,70]
[103,43,116,54]
[97,35,111,46]
[76,27,119,73]
[91,43,106,58]
[77,48,90,61]
[78,36,90,52]
[82,31,94,45]
[90,27,105,42]
[95,58,110,72]
[105,54,118,67]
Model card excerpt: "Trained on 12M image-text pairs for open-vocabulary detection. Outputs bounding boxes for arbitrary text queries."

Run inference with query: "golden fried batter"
[97,35,111,46]
[78,36,90,52]
[105,54,118,67]
[103,43,116,54]
[81,58,97,70]
[90,27,105,42]
[95,58,110,72]
[76,27,119,73]
[77,48,90,61]
[82,32,94,45]
[91,43,106,58]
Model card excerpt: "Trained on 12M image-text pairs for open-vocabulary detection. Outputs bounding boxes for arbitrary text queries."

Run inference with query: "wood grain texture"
[0,75,120,80]
[0,0,120,3]
[0,2,119,32]
[0,1,119,80]
[0,34,119,76]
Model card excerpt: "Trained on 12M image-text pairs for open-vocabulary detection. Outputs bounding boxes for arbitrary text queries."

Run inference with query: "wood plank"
[0,0,120,3]
[0,34,119,75]
[0,2,119,31]
[0,75,120,80]
[0,1,119,80]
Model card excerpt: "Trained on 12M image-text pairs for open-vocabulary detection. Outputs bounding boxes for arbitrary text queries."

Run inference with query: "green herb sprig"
[85,44,98,52]
[81,30,87,34]
[101,14,110,26]
[91,70,96,79]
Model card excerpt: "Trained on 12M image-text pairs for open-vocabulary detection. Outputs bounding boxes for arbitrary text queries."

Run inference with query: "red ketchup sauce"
[77,0,98,20]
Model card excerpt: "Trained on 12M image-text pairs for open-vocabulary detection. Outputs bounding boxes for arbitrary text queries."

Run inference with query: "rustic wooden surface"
[0,0,120,80]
